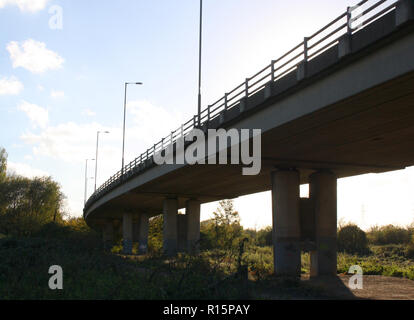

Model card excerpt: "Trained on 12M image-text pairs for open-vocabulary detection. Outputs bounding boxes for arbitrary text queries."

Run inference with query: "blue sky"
[1,0,413,230]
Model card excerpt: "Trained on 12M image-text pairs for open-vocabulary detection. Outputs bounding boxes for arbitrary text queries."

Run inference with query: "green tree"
[257,226,272,247]
[0,149,66,236]
[148,215,163,254]
[202,199,243,250]
[0,147,7,183]
[338,224,369,255]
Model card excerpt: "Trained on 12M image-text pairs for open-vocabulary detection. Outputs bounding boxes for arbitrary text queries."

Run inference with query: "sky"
[1,0,412,231]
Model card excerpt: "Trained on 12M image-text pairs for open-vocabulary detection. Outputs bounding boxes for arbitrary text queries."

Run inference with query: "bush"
[148,215,163,254]
[337,224,369,255]
[256,227,272,247]
[367,225,411,245]
[405,242,414,259]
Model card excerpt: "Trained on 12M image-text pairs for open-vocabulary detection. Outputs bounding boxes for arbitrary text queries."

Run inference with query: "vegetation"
[337,224,369,255]
[367,224,413,245]
[0,147,65,237]
[0,146,413,299]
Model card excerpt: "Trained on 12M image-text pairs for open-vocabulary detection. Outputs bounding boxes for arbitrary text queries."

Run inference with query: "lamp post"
[84,158,95,204]
[94,130,110,192]
[122,82,143,176]
[197,0,203,126]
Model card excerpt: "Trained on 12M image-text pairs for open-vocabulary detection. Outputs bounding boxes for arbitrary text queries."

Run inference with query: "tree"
[148,215,163,254]
[0,147,66,236]
[0,147,7,182]
[201,199,243,250]
[338,224,369,255]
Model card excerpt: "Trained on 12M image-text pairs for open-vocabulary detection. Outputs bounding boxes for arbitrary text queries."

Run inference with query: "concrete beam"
[163,198,178,256]
[122,212,133,255]
[309,170,337,277]
[271,169,301,276]
[296,61,307,81]
[396,0,414,27]
[338,34,352,59]
[186,199,201,254]
[138,213,149,254]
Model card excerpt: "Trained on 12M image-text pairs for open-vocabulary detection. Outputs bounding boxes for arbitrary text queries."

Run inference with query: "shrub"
[337,224,369,255]
[367,225,411,245]
[405,242,414,259]
[256,227,272,247]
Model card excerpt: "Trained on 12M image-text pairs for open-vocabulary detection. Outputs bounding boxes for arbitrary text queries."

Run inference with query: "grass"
[1,223,413,299]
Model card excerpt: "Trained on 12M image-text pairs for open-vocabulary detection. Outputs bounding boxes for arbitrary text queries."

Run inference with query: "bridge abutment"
[186,199,201,254]
[309,170,337,277]
[271,169,301,277]
[163,198,178,256]
[122,212,133,255]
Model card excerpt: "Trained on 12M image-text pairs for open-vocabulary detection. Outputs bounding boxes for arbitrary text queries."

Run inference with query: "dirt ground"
[253,275,414,300]
[302,275,414,300]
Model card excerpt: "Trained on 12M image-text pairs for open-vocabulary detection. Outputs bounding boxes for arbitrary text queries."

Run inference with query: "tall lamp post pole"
[84,158,95,204]
[122,82,143,176]
[94,130,109,192]
[197,0,203,126]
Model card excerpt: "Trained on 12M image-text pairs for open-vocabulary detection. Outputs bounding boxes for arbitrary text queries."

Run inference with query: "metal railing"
[85,0,400,209]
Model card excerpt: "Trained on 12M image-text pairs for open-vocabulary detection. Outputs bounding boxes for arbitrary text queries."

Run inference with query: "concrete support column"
[138,213,149,254]
[186,199,201,254]
[309,170,337,277]
[132,215,140,251]
[163,198,178,256]
[271,169,301,277]
[122,212,133,255]
[177,214,187,252]
[102,220,114,250]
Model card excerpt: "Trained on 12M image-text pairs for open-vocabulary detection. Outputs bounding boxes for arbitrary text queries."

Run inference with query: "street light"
[197,0,203,126]
[122,82,143,175]
[94,130,110,192]
[84,158,95,205]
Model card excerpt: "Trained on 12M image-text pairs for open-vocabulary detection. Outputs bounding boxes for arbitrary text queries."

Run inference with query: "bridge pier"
[102,220,114,250]
[309,170,337,277]
[138,214,149,254]
[163,198,178,256]
[186,199,201,254]
[122,212,133,255]
[271,169,301,277]
[177,213,187,252]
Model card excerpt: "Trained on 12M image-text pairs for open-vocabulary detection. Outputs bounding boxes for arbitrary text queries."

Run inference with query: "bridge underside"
[87,69,414,224]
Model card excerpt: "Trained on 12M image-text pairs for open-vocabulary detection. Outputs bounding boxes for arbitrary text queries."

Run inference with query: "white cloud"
[18,100,190,217]
[18,100,49,128]
[127,99,185,145]
[20,101,185,166]
[37,84,44,91]
[7,161,49,178]
[82,109,96,117]
[0,75,23,95]
[21,121,119,163]
[50,90,64,98]
[0,0,50,13]
[7,39,64,74]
